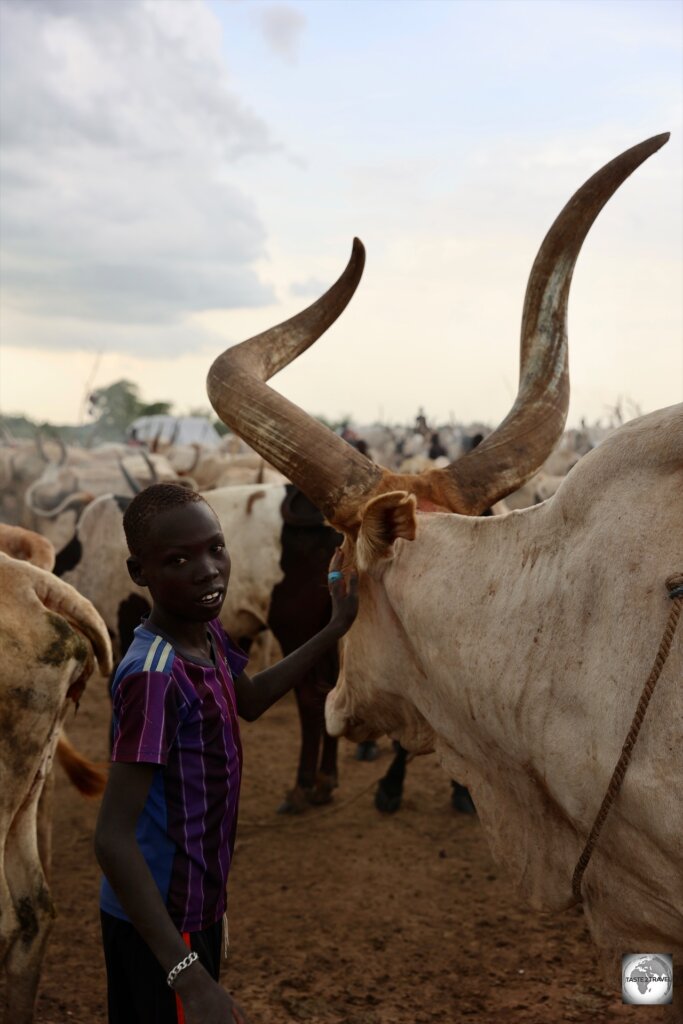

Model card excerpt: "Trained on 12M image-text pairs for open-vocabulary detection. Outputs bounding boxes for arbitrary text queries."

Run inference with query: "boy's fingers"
[328,548,347,589]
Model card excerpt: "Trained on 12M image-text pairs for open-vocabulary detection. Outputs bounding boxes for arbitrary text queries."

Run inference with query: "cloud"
[289,276,329,299]
[0,0,278,340]
[256,4,306,64]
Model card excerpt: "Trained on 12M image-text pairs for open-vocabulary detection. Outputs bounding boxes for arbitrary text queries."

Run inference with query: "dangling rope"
[571,573,683,903]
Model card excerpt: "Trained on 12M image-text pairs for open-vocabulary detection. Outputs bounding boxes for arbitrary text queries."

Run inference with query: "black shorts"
[100,910,223,1024]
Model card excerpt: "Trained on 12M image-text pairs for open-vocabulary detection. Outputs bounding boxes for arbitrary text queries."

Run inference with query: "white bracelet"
[166,950,198,988]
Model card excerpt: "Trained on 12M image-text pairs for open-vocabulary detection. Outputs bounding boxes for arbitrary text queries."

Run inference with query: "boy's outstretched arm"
[95,764,249,1024]
[234,549,358,722]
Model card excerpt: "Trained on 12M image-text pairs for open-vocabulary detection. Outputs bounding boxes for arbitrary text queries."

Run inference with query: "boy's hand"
[327,548,359,637]
[175,966,251,1024]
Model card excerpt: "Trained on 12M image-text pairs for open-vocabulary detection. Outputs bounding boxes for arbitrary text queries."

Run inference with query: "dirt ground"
[32,674,674,1024]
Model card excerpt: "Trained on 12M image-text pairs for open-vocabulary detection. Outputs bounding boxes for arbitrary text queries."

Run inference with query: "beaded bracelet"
[166,950,198,988]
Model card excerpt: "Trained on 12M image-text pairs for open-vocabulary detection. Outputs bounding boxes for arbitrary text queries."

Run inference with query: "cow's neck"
[383,455,678,920]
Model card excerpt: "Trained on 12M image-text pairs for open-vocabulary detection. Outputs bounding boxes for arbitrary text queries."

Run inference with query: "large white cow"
[0,533,112,1023]
[206,133,683,1012]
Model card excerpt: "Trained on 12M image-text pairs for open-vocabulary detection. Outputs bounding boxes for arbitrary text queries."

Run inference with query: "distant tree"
[315,413,352,433]
[0,415,36,441]
[87,380,173,441]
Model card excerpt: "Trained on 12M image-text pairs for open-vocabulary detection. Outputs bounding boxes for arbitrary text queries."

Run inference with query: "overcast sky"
[1,0,681,430]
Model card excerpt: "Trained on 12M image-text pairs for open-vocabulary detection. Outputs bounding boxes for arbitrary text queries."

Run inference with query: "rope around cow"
[571,573,683,903]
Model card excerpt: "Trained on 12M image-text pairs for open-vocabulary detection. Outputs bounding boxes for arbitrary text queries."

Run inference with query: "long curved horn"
[119,457,141,494]
[208,239,383,524]
[208,135,669,525]
[55,431,68,466]
[141,449,159,484]
[25,482,94,519]
[431,131,670,512]
[35,427,49,464]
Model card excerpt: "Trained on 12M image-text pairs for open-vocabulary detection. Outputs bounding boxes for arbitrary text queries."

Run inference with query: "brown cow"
[0,531,111,1023]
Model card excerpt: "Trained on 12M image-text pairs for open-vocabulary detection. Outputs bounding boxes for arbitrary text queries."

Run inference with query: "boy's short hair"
[123,483,207,557]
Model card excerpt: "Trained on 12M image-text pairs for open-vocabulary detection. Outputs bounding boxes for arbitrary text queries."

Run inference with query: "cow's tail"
[56,732,107,797]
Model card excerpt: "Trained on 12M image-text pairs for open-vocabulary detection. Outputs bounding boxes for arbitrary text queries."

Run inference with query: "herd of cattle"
[0,409,601,1019]
[1,131,681,1021]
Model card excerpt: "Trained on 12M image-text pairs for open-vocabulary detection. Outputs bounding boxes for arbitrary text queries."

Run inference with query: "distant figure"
[340,426,358,444]
[428,432,447,460]
[466,432,485,453]
[349,438,370,459]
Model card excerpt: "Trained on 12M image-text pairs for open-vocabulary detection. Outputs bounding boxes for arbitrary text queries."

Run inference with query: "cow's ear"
[356,491,417,570]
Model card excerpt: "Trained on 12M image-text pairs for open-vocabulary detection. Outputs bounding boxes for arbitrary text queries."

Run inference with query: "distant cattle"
[23,448,178,551]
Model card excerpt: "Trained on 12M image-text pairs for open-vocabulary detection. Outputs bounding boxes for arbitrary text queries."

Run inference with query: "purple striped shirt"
[100,619,248,931]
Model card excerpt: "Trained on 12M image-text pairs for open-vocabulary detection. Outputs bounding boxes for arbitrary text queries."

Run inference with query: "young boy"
[95,483,358,1024]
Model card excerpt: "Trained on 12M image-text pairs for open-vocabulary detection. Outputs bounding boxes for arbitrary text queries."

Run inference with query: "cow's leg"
[277,670,328,813]
[310,729,338,808]
[4,782,55,1024]
[375,741,408,813]
[0,831,20,987]
[310,647,340,802]
[318,731,338,786]
[294,672,324,791]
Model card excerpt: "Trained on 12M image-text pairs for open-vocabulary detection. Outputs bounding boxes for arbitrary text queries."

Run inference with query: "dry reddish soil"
[30,675,674,1024]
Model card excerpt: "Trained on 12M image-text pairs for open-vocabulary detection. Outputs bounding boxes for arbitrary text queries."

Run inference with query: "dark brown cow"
[268,485,343,811]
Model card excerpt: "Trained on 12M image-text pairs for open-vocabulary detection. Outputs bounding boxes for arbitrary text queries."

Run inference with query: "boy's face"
[127,501,230,623]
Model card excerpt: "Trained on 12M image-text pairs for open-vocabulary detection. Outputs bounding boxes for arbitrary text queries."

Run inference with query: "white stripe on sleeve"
[155,641,173,673]
[142,635,162,672]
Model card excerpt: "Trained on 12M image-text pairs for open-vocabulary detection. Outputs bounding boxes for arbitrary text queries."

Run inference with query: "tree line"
[1,379,228,445]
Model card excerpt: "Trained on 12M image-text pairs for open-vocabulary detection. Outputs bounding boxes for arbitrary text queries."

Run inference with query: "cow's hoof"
[308,783,334,806]
[277,786,310,814]
[355,740,379,761]
[308,772,337,806]
[374,781,402,814]
[451,782,476,815]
